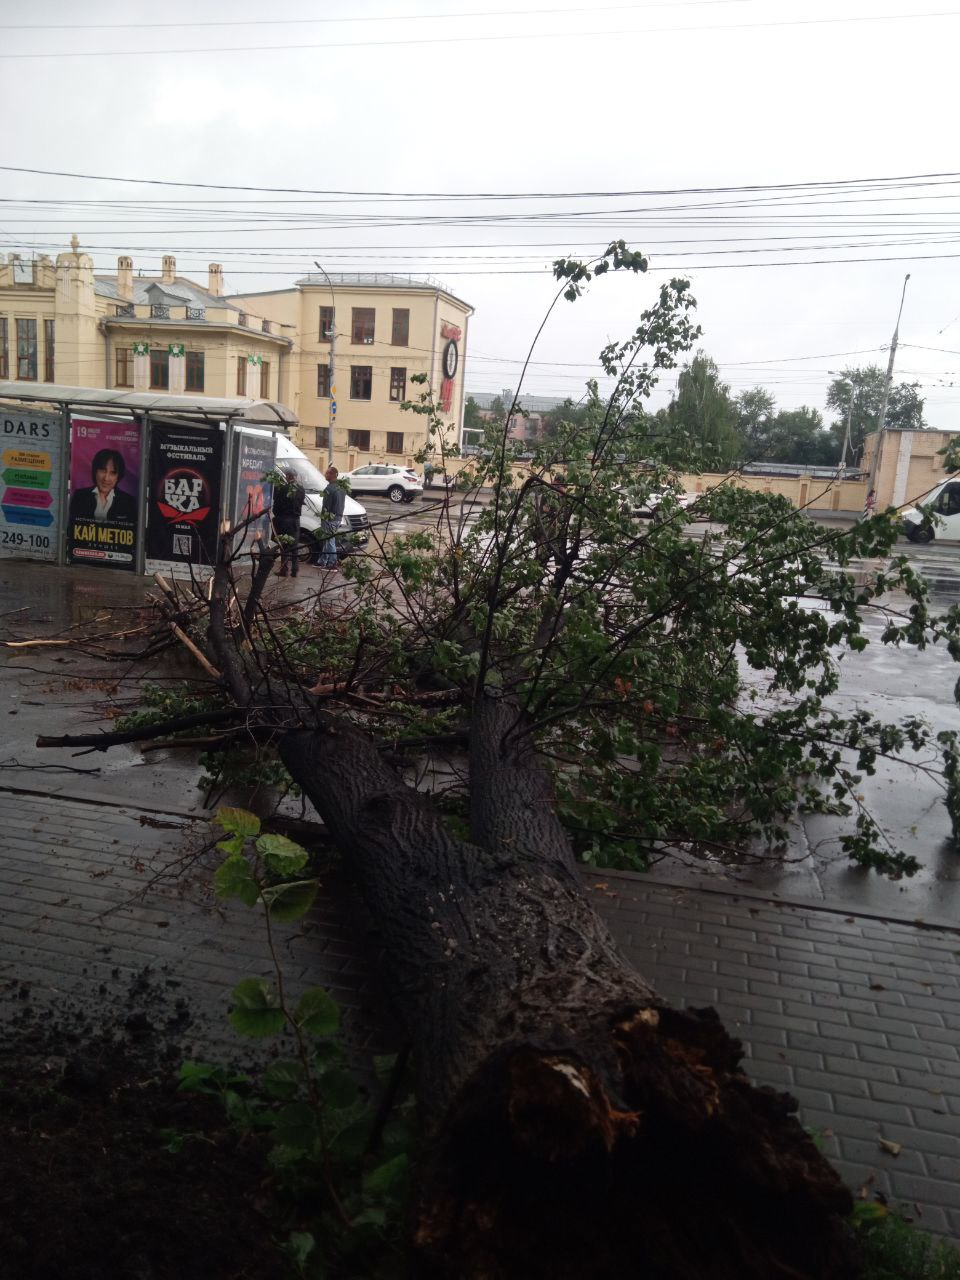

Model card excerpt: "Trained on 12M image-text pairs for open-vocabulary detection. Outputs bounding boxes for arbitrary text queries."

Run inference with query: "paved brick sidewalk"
[590,873,960,1240]
[1,788,957,1239]
[0,789,395,1067]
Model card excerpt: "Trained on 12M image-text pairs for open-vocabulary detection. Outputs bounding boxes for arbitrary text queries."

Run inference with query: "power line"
[1,10,956,60]
[4,165,960,199]
[0,0,748,31]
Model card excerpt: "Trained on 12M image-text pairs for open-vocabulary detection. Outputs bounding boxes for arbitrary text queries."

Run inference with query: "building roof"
[468,389,568,413]
[741,461,862,479]
[231,272,473,312]
[0,382,297,426]
[95,274,241,312]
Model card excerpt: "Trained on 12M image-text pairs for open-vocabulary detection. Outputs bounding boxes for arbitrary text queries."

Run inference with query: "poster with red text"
[144,423,223,576]
[67,418,141,570]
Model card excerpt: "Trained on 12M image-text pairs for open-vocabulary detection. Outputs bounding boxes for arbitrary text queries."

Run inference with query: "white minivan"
[901,478,960,543]
[239,431,370,558]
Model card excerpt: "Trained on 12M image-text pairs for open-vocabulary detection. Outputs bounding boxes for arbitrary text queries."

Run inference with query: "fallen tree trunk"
[279,696,858,1280]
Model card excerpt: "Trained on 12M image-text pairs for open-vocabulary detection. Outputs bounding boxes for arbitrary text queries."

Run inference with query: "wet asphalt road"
[1,496,958,924]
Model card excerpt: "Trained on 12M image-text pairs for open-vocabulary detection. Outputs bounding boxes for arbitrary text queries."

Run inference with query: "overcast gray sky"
[3,0,960,431]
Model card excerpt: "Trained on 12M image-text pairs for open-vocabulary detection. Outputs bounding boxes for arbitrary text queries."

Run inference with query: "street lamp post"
[314,261,337,468]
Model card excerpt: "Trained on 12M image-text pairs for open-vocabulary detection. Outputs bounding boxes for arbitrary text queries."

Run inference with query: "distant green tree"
[766,407,835,466]
[462,395,486,448]
[488,395,507,423]
[542,397,591,439]
[735,387,776,458]
[463,396,484,432]
[664,351,742,466]
[826,366,926,461]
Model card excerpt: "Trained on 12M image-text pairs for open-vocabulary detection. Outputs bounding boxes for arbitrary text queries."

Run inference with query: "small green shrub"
[855,1205,960,1280]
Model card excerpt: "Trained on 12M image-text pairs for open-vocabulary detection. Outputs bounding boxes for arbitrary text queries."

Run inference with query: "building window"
[314,426,330,451]
[260,361,270,398]
[16,319,37,380]
[389,367,406,402]
[350,365,372,400]
[0,318,8,379]
[317,363,331,397]
[351,307,375,345]
[386,431,404,454]
[43,319,55,382]
[150,349,169,389]
[319,306,334,341]
[348,430,370,450]
[391,308,409,346]
[236,356,246,396]
[185,351,205,392]
[115,347,133,387]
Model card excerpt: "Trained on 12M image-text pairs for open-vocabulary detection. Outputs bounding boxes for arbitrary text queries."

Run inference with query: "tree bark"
[278,697,858,1279]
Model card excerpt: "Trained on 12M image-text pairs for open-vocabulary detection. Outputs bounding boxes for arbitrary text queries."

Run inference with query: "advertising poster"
[0,409,63,563]
[145,423,223,576]
[233,432,276,550]
[67,418,141,571]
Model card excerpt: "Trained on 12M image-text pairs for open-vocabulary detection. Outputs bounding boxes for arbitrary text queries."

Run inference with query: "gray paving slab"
[586,872,960,1240]
[0,785,957,1239]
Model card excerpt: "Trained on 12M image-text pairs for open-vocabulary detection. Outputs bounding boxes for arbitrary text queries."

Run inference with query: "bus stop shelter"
[0,383,297,577]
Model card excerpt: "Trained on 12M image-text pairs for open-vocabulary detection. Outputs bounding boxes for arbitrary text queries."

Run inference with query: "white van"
[901,477,960,543]
[239,430,370,558]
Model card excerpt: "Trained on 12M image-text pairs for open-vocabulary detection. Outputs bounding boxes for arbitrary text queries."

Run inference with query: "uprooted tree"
[37,246,960,1277]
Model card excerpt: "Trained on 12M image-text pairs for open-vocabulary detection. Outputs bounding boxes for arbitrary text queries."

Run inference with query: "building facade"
[0,247,473,473]
[0,241,289,405]
[228,274,473,472]
[861,426,958,509]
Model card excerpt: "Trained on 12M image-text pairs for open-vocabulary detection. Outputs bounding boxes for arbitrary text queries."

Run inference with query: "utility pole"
[839,383,856,470]
[867,273,910,494]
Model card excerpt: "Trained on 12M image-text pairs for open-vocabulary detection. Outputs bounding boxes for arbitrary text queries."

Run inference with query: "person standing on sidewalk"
[271,470,306,577]
[313,465,346,568]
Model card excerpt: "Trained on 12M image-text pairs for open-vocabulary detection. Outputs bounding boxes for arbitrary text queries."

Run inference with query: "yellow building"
[861,426,959,510]
[0,246,473,473]
[0,241,289,405]
[228,273,473,471]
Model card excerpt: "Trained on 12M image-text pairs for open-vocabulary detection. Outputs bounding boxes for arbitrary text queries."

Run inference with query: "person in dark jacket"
[271,469,306,577]
[68,449,138,524]
[312,466,345,568]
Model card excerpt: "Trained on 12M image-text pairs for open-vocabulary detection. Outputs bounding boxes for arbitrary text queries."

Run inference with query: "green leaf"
[271,1101,319,1152]
[261,1060,306,1100]
[216,834,245,856]
[372,1053,399,1081]
[331,1118,371,1161]
[351,1207,387,1228]
[255,832,309,875]
[214,854,259,907]
[285,1231,315,1269]
[228,977,285,1038]
[260,878,319,922]
[177,1061,250,1094]
[851,1201,889,1225]
[363,1153,410,1199]
[294,987,340,1036]
[216,806,260,838]
[318,1067,359,1110]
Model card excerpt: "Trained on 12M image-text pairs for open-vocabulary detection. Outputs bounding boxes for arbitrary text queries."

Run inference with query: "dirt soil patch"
[0,976,289,1280]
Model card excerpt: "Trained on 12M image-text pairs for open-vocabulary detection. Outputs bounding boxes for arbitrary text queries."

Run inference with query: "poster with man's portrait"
[67,418,141,570]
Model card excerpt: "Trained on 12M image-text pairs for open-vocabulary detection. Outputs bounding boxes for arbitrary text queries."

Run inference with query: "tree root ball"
[415,1005,858,1280]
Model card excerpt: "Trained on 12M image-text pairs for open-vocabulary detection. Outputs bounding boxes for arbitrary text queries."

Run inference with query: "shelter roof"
[0,382,297,427]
